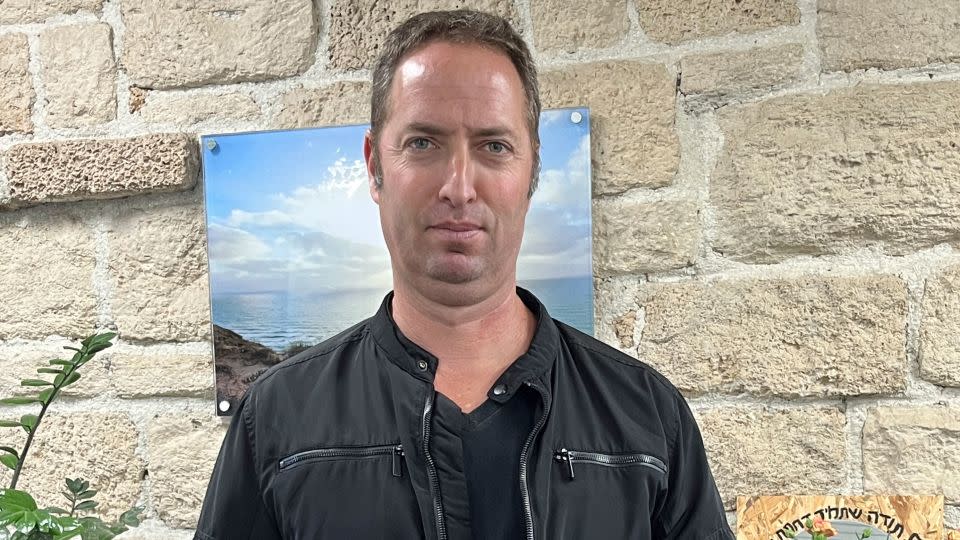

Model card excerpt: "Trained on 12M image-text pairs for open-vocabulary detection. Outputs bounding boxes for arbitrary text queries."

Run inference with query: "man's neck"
[392,280,536,413]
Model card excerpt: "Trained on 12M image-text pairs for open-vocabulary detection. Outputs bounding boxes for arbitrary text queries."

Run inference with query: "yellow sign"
[736,495,945,540]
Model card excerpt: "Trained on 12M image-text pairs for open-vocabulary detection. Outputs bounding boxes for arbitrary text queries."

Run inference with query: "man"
[195,9,733,540]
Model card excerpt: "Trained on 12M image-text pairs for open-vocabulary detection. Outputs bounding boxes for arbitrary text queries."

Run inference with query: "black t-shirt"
[433,387,537,540]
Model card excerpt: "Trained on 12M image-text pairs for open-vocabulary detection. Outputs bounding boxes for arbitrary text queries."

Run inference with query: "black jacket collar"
[368,286,560,401]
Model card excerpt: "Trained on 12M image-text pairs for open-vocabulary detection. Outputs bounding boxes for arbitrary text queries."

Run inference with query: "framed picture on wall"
[200,107,594,415]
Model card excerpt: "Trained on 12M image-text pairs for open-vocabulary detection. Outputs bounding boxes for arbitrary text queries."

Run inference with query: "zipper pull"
[555,448,575,480]
[393,445,404,478]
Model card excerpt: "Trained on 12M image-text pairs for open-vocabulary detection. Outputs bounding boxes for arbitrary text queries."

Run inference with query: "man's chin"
[423,257,484,285]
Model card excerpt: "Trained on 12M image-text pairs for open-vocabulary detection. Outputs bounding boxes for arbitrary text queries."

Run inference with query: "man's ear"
[363,130,381,204]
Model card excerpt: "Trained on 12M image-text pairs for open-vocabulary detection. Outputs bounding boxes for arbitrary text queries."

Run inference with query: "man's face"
[364,40,535,304]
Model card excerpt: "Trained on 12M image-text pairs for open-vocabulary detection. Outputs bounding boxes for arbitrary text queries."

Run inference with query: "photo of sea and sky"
[201,107,593,414]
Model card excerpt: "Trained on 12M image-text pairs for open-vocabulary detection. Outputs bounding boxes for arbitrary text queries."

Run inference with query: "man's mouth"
[429,221,483,241]
[431,221,482,232]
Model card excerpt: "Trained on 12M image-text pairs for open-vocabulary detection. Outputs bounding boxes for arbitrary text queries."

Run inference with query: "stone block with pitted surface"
[120,0,317,88]
[4,134,199,207]
[712,83,960,263]
[39,23,116,128]
[818,0,960,72]
[863,406,960,504]
[541,61,679,195]
[698,406,846,510]
[327,0,518,71]
[0,34,33,135]
[637,275,907,398]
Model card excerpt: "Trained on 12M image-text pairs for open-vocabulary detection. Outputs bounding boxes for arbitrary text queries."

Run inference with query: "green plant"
[0,332,142,540]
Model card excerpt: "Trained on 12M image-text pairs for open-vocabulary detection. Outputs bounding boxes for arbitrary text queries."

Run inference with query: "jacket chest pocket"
[543,447,668,539]
[279,443,405,476]
[554,448,667,480]
[273,443,424,540]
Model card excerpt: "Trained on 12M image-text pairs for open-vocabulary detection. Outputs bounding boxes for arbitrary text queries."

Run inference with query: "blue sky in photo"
[201,108,592,295]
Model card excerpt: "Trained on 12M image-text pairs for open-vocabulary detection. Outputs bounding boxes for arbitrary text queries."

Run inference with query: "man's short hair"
[369,9,542,197]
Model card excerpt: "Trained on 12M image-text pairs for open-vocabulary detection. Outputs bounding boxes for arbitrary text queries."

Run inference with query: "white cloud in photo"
[519,133,592,279]
[221,157,383,247]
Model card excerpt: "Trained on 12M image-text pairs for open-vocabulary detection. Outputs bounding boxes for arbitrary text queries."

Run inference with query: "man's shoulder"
[249,318,374,391]
[553,318,685,403]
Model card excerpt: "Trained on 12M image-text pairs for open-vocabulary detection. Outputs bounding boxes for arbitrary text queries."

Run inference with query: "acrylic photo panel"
[201,107,593,415]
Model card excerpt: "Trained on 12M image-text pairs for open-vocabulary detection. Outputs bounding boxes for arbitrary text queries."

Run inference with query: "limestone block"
[863,406,960,504]
[140,92,259,126]
[593,198,699,274]
[921,265,960,387]
[40,23,117,128]
[328,0,518,70]
[638,275,907,397]
[541,61,679,194]
[4,134,199,206]
[0,342,110,399]
[2,413,143,521]
[680,44,805,99]
[698,406,846,509]
[531,0,628,53]
[0,0,102,24]
[635,0,799,44]
[120,0,317,88]
[110,351,214,398]
[0,209,96,340]
[0,34,33,134]
[107,197,211,343]
[712,83,960,262]
[146,414,227,528]
[273,81,370,129]
[819,0,960,72]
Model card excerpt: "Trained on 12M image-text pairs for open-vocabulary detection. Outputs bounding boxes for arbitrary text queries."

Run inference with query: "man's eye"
[409,138,432,150]
[487,141,508,154]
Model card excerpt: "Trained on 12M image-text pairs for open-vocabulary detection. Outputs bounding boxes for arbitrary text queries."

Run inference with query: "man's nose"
[437,143,477,206]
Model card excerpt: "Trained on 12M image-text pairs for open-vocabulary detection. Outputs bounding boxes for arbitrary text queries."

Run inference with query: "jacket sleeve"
[655,393,735,540]
[194,394,283,540]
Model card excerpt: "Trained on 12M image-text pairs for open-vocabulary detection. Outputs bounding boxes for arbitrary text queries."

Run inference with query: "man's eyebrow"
[402,123,519,139]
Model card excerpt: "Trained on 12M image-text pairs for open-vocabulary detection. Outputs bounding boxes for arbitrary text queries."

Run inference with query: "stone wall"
[0,0,958,535]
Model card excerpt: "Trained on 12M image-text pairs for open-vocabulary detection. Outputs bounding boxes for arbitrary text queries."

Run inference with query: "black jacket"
[195,289,734,539]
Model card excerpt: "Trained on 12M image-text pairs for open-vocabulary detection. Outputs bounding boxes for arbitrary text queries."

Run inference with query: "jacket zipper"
[520,380,550,540]
[554,448,667,480]
[422,390,447,540]
[278,444,405,477]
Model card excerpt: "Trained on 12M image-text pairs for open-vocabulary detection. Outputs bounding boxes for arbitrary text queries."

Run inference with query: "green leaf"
[54,373,65,386]
[118,507,142,527]
[0,489,38,511]
[0,420,22,428]
[44,507,69,515]
[64,479,80,494]
[62,373,80,387]
[36,368,62,375]
[19,379,53,387]
[85,343,111,354]
[0,395,37,405]
[19,414,37,433]
[0,446,19,458]
[0,453,18,470]
[78,481,88,493]
[49,360,72,367]
[39,388,55,404]
[73,500,96,512]
[76,490,96,501]
[62,347,81,353]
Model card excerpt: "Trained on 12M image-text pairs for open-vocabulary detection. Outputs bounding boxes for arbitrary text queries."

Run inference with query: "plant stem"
[9,359,82,490]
